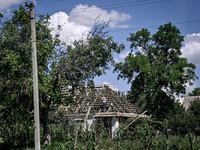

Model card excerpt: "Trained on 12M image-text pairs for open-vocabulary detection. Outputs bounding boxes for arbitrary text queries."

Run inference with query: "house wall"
[85,118,96,131]
[111,117,119,138]
[175,96,200,110]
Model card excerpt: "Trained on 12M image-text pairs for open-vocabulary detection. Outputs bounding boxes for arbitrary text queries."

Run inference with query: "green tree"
[188,87,200,96]
[187,88,200,119]
[188,88,200,135]
[0,5,124,147]
[114,23,197,118]
[0,6,60,147]
[0,13,3,23]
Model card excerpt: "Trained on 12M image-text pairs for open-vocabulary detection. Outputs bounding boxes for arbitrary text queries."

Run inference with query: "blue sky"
[1,0,200,95]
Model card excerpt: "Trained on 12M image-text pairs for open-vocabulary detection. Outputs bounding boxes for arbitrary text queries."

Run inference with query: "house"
[175,96,200,110]
[60,84,145,138]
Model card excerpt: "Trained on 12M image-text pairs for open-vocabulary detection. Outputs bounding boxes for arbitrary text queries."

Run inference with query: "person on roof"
[101,97,107,112]
[110,102,114,110]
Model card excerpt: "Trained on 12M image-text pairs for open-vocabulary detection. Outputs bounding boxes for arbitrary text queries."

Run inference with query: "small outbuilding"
[60,84,145,138]
[175,96,200,110]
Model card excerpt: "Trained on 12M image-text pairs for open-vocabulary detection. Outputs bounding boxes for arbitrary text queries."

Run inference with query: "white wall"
[111,117,119,138]
[85,118,96,131]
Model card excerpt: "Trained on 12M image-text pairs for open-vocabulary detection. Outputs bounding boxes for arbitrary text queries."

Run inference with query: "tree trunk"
[42,107,51,146]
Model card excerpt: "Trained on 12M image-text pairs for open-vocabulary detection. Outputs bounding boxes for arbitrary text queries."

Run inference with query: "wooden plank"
[82,106,92,131]
[124,110,147,130]
[94,112,141,118]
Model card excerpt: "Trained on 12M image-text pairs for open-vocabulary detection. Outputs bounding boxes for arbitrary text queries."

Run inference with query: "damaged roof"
[60,84,141,117]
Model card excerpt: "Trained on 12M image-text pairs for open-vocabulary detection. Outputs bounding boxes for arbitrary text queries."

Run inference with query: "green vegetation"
[0,4,200,150]
[0,5,123,147]
[10,115,200,150]
[114,23,197,118]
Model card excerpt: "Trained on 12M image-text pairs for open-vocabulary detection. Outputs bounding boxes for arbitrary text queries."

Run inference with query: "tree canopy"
[0,5,124,146]
[114,23,198,118]
[188,87,200,96]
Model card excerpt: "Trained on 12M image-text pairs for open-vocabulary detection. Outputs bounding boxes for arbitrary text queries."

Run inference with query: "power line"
[61,19,200,37]
[37,0,150,6]
[110,19,200,33]
[37,0,64,5]
[0,0,170,17]
[38,0,171,15]
[0,0,171,22]
[0,0,61,13]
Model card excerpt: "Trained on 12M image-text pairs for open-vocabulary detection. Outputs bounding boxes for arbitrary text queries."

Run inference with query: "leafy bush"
[168,99,200,135]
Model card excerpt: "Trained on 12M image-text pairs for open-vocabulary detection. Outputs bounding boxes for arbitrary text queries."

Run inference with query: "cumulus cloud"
[49,4,131,45]
[68,4,131,28]
[182,33,200,66]
[0,0,24,12]
[49,12,90,45]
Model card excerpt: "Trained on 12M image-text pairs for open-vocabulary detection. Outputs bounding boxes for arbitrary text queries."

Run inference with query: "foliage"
[0,4,124,147]
[18,118,200,150]
[57,19,124,84]
[168,111,197,135]
[0,6,36,148]
[172,100,185,114]
[188,98,200,117]
[0,5,64,146]
[168,97,200,136]
[188,98,200,135]
[37,133,200,150]
[168,99,200,135]
[0,122,34,149]
[0,13,3,18]
[188,87,200,96]
[114,23,197,118]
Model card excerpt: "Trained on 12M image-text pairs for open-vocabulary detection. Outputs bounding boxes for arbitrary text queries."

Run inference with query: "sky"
[1,0,200,95]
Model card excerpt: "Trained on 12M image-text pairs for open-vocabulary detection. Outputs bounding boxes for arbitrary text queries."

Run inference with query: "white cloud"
[182,33,200,66]
[68,4,131,28]
[119,51,134,59]
[0,0,24,12]
[49,12,90,45]
[49,4,131,45]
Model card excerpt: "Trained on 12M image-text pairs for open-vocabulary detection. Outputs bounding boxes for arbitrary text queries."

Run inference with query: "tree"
[187,88,200,118]
[40,18,124,146]
[187,88,200,134]
[0,6,60,147]
[188,87,200,96]
[0,5,124,147]
[114,23,197,118]
[0,13,3,23]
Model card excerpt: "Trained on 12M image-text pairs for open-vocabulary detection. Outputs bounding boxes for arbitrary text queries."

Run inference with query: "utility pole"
[26,2,41,150]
